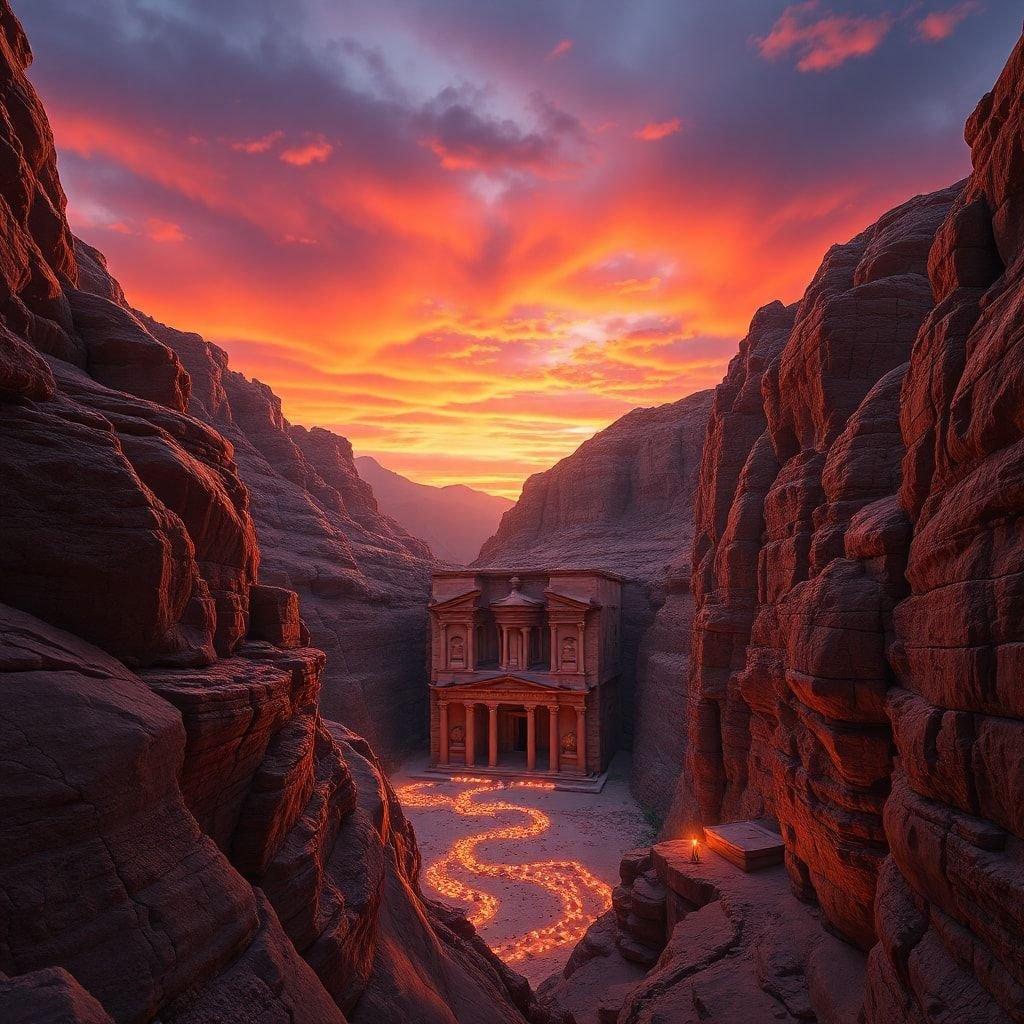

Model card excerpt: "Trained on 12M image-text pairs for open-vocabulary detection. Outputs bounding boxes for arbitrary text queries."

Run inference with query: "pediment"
[445,674,558,693]
[544,589,596,611]
[430,588,481,613]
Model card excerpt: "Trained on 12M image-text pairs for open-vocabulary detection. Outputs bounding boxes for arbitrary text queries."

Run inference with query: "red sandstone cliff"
[0,7,541,1021]
[474,390,713,813]
[72,240,434,763]
[546,30,1024,1024]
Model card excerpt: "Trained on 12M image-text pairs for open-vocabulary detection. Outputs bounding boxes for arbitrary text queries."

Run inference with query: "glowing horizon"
[19,1,1019,498]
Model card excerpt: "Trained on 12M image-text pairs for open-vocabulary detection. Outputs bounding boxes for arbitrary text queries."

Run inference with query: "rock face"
[355,455,514,566]
[677,181,964,950]
[552,30,1024,1024]
[865,33,1024,1024]
[475,390,713,814]
[542,842,865,1024]
[0,7,542,1022]
[74,241,434,763]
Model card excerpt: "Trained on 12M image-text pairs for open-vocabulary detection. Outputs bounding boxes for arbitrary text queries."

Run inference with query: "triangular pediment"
[445,674,559,692]
[430,589,481,612]
[544,589,596,611]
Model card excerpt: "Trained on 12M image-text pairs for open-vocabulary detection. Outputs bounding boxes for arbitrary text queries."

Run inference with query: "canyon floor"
[391,753,654,986]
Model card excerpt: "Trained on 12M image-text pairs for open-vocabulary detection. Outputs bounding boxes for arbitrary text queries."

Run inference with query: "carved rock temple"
[428,569,622,779]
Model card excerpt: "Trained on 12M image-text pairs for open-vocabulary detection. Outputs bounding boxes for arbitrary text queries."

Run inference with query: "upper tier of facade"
[429,568,623,691]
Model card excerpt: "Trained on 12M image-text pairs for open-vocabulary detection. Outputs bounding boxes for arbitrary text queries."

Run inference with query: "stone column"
[521,627,529,667]
[526,705,537,770]
[549,624,558,672]
[441,623,449,669]
[464,703,475,767]
[439,701,449,765]
[577,621,586,675]
[499,626,507,669]
[488,704,499,767]
[548,705,559,773]
[467,623,475,671]
[576,704,587,775]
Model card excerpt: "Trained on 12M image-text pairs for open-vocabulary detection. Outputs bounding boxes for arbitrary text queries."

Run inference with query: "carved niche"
[560,635,577,669]
[449,633,465,668]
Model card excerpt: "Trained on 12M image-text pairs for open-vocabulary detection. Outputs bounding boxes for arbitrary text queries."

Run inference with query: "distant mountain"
[355,456,515,564]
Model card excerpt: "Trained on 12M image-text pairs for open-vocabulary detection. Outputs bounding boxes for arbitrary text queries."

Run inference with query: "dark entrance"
[513,713,527,751]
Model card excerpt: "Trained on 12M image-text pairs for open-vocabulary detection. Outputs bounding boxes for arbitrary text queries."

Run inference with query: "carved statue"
[449,724,464,745]
[449,634,465,667]
[561,730,576,754]
[561,635,577,667]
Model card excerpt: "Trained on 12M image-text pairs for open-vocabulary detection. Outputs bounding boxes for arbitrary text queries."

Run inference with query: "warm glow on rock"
[395,777,612,963]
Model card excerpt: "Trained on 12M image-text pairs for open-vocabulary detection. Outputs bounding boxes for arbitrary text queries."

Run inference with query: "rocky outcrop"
[865,33,1024,1024]
[0,6,541,1022]
[555,29,1024,1024]
[73,243,434,763]
[542,841,865,1024]
[475,390,713,814]
[677,182,963,950]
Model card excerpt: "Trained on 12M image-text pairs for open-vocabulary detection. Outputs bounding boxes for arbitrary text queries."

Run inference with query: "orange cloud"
[34,0,985,498]
[232,130,283,153]
[280,135,334,166]
[146,218,187,242]
[917,2,983,42]
[547,39,573,60]
[756,2,893,71]
[634,118,682,141]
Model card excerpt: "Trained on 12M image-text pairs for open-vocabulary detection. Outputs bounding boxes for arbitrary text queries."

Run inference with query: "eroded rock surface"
[0,7,541,1022]
[83,284,435,763]
[556,29,1024,1024]
[475,390,713,814]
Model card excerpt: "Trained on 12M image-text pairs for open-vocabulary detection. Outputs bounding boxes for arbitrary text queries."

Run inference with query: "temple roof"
[490,576,544,607]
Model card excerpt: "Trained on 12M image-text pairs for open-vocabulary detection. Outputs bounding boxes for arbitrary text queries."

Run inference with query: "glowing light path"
[395,776,612,963]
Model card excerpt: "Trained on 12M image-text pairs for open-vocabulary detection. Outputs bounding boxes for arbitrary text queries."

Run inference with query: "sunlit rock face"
[674,181,964,953]
[865,32,1024,1024]
[475,389,713,816]
[635,30,1024,1024]
[73,242,434,765]
[0,5,545,1021]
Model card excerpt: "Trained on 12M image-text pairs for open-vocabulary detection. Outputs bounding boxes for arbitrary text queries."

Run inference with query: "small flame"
[395,776,611,963]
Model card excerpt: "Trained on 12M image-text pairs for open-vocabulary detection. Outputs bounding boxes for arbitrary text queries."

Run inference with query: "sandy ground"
[390,753,653,986]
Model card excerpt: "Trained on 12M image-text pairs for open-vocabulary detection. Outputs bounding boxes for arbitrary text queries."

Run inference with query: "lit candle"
[690,837,701,863]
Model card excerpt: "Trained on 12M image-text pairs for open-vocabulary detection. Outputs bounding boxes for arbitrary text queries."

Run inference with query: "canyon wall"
[549,30,1024,1024]
[0,7,541,1022]
[74,240,434,764]
[680,181,964,947]
[474,389,713,813]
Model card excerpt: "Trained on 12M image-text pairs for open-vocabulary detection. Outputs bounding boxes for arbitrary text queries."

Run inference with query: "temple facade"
[428,569,622,779]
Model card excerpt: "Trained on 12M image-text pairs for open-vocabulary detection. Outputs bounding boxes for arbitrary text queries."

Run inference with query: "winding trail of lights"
[395,776,612,963]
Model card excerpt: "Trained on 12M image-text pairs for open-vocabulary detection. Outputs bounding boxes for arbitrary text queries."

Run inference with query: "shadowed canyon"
[1,3,1023,1024]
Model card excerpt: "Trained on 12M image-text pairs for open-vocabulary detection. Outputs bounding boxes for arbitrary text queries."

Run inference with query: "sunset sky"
[20,1,1021,497]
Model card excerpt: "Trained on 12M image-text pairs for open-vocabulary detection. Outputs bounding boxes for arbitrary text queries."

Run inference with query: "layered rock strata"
[679,182,964,949]
[558,29,1024,1024]
[74,237,434,762]
[0,7,541,1022]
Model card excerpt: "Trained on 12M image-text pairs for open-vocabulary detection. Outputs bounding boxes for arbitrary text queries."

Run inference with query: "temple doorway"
[513,711,527,752]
